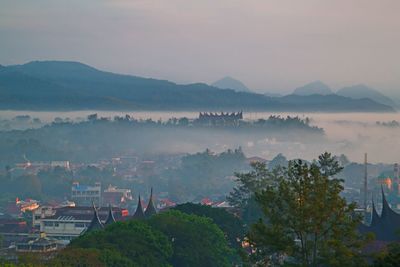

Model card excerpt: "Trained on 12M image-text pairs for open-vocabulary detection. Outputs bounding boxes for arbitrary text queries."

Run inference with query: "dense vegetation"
[173,203,245,249]
[164,148,249,202]
[51,210,234,267]
[0,114,323,167]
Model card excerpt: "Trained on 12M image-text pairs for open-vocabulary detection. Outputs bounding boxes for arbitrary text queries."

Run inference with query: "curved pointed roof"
[370,198,380,227]
[144,188,157,218]
[104,204,116,226]
[133,194,144,219]
[380,187,400,224]
[381,186,390,219]
[360,188,400,242]
[86,203,104,232]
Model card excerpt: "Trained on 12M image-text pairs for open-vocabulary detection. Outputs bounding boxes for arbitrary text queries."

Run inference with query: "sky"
[0,0,399,95]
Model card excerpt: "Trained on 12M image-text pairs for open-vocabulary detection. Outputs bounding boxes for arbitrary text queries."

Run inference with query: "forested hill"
[0,61,395,112]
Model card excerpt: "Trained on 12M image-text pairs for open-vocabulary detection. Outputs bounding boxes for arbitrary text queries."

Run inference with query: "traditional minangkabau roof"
[86,203,104,233]
[144,188,157,218]
[359,187,400,242]
[104,204,116,226]
[370,199,380,227]
[133,194,145,219]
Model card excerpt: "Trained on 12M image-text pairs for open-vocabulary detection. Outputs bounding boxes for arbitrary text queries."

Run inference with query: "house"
[102,185,133,206]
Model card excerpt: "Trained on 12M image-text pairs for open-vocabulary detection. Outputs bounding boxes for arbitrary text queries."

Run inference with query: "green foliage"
[373,242,400,267]
[228,161,282,225]
[148,210,232,267]
[69,220,172,267]
[60,211,233,267]
[317,151,344,176]
[173,203,245,248]
[247,153,368,266]
[49,248,107,267]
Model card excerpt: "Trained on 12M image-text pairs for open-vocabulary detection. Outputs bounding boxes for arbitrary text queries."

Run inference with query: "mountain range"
[0,61,395,112]
[336,84,398,108]
[290,81,398,109]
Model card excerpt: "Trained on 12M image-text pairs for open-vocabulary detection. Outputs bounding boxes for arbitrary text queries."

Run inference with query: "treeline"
[376,120,400,128]
[0,114,323,167]
[59,113,323,131]
[163,148,249,202]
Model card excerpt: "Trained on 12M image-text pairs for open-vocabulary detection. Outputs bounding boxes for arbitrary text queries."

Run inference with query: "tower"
[364,153,368,214]
[394,163,399,195]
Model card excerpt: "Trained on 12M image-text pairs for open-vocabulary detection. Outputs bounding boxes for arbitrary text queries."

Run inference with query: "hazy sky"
[1,0,399,95]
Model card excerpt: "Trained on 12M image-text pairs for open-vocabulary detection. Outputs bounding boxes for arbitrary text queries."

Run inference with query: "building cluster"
[84,188,157,234]
[0,187,158,262]
[196,111,243,126]
[13,161,70,175]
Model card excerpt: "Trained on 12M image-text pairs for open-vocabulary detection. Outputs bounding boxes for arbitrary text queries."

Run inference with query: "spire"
[86,203,104,232]
[104,204,116,226]
[133,194,144,219]
[144,188,157,218]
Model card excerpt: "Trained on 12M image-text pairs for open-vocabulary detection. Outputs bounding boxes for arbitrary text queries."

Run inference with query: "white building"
[37,206,128,241]
[71,182,102,207]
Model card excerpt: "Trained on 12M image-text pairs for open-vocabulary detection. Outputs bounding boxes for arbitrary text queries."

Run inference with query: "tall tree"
[228,162,282,225]
[247,153,368,266]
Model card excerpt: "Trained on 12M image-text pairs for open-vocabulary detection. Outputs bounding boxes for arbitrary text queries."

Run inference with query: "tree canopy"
[148,210,232,267]
[173,202,245,248]
[68,220,172,267]
[231,152,369,266]
[52,210,233,267]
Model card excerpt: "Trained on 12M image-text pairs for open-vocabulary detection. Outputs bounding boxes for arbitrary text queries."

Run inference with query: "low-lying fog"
[0,111,399,164]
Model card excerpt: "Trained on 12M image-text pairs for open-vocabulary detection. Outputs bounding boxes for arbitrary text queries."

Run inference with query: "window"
[44,221,53,227]
[75,223,85,228]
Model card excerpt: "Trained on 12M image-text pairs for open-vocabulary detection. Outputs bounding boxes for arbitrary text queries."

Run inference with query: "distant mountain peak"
[293,81,333,96]
[212,76,251,92]
[337,84,397,108]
